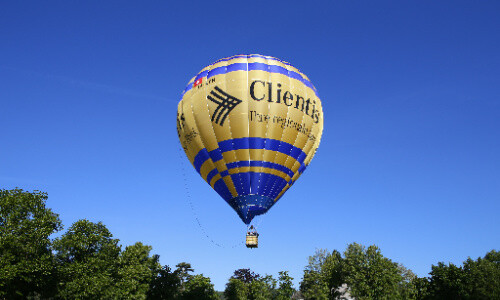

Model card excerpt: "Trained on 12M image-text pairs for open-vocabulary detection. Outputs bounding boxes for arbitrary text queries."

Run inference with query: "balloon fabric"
[177,54,323,225]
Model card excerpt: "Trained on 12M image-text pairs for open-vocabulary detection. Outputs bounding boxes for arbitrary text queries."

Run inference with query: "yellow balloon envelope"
[177,54,324,224]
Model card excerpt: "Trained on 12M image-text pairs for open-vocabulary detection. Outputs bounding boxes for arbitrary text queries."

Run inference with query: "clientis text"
[249,80,321,123]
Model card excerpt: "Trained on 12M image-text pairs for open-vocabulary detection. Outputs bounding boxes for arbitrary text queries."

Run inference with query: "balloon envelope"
[177,54,324,224]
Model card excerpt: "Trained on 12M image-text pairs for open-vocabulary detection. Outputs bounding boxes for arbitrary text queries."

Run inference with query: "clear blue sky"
[1,1,499,290]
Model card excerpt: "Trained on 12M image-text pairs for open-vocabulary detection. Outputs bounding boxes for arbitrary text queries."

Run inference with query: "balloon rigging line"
[178,142,243,249]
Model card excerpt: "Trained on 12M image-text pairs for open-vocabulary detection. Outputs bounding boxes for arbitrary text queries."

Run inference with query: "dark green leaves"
[224,269,295,300]
[300,244,417,300]
[0,188,62,299]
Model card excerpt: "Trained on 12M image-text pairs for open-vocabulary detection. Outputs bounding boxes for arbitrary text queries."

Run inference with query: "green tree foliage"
[425,250,500,299]
[300,269,329,300]
[181,274,220,300]
[148,265,183,299]
[176,262,194,292]
[224,270,288,300]
[259,274,278,297]
[300,249,338,300]
[1,188,225,300]
[342,243,404,299]
[0,188,63,299]
[396,263,417,299]
[53,219,121,299]
[53,219,160,299]
[465,250,500,298]
[231,268,261,284]
[5,188,499,300]
[248,278,273,300]
[149,264,219,300]
[276,271,295,300]
[224,278,249,300]
[321,250,344,299]
[300,245,500,300]
[115,242,161,299]
[410,277,430,300]
[300,243,416,300]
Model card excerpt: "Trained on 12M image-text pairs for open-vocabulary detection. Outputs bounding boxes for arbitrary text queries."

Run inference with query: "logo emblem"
[207,86,242,126]
[193,77,203,88]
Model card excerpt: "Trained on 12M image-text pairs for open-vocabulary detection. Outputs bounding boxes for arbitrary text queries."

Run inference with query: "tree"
[224,272,280,300]
[231,268,260,284]
[410,277,430,300]
[224,268,264,300]
[259,274,278,298]
[224,278,249,300]
[148,265,182,299]
[181,274,219,300]
[427,262,469,299]
[321,250,345,299]
[462,250,500,299]
[276,271,295,300]
[248,278,273,300]
[342,243,404,299]
[396,263,417,299]
[115,242,161,299]
[300,243,416,300]
[425,250,500,299]
[300,269,329,300]
[306,249,330,274]
[0,188,63,299]
[52,219,122,299]
[300,249,340,300]
[176,262,194,291]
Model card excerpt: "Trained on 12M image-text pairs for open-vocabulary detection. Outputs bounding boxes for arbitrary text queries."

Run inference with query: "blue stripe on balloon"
[193,148,210,173]
[221,160,295,197]
[219,137,304,161]
[183,62,317,97]
[289,147,303,160]
[257,172,272,197]
[250,172,261,193]
[231,173,251,196]
[225,161,295,178]
[205,66,227,78]
[249,137,265,149]
[194,70,209,82]
[205,168,218,185]
[287,162,309,187]
[193,137,307,175]
[297,152,307,165]
[208,148,223,162]
[218,172,287,199]
[213,179,232,201]
[213,54,296,68]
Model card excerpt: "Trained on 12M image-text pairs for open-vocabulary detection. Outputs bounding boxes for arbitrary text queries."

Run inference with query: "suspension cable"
[178,143,243,249]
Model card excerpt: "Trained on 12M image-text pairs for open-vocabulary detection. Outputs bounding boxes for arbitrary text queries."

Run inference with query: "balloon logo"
[177,54,324,225]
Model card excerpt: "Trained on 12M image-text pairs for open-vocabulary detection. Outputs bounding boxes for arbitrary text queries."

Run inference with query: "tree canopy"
[299,244,500,300]
[0,189,219,300]
[1,188,499,300]
[0,188,62,299]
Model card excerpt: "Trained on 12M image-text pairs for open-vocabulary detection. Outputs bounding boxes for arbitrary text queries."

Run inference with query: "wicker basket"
[246,235,258,248]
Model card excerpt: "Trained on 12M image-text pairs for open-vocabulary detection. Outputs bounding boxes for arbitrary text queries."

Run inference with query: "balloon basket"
[245,234,258,248]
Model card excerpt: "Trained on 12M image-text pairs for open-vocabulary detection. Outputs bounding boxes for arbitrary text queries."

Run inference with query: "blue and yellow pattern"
[177,54,324,224]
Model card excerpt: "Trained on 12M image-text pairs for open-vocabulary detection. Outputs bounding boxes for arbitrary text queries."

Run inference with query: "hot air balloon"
[176,54,323,247]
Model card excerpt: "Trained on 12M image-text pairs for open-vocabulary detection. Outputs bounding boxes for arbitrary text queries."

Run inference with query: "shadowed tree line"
[0,189,218,299]
[1,189,499,299]
[298,245,499,300]
[224,269,295,300]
